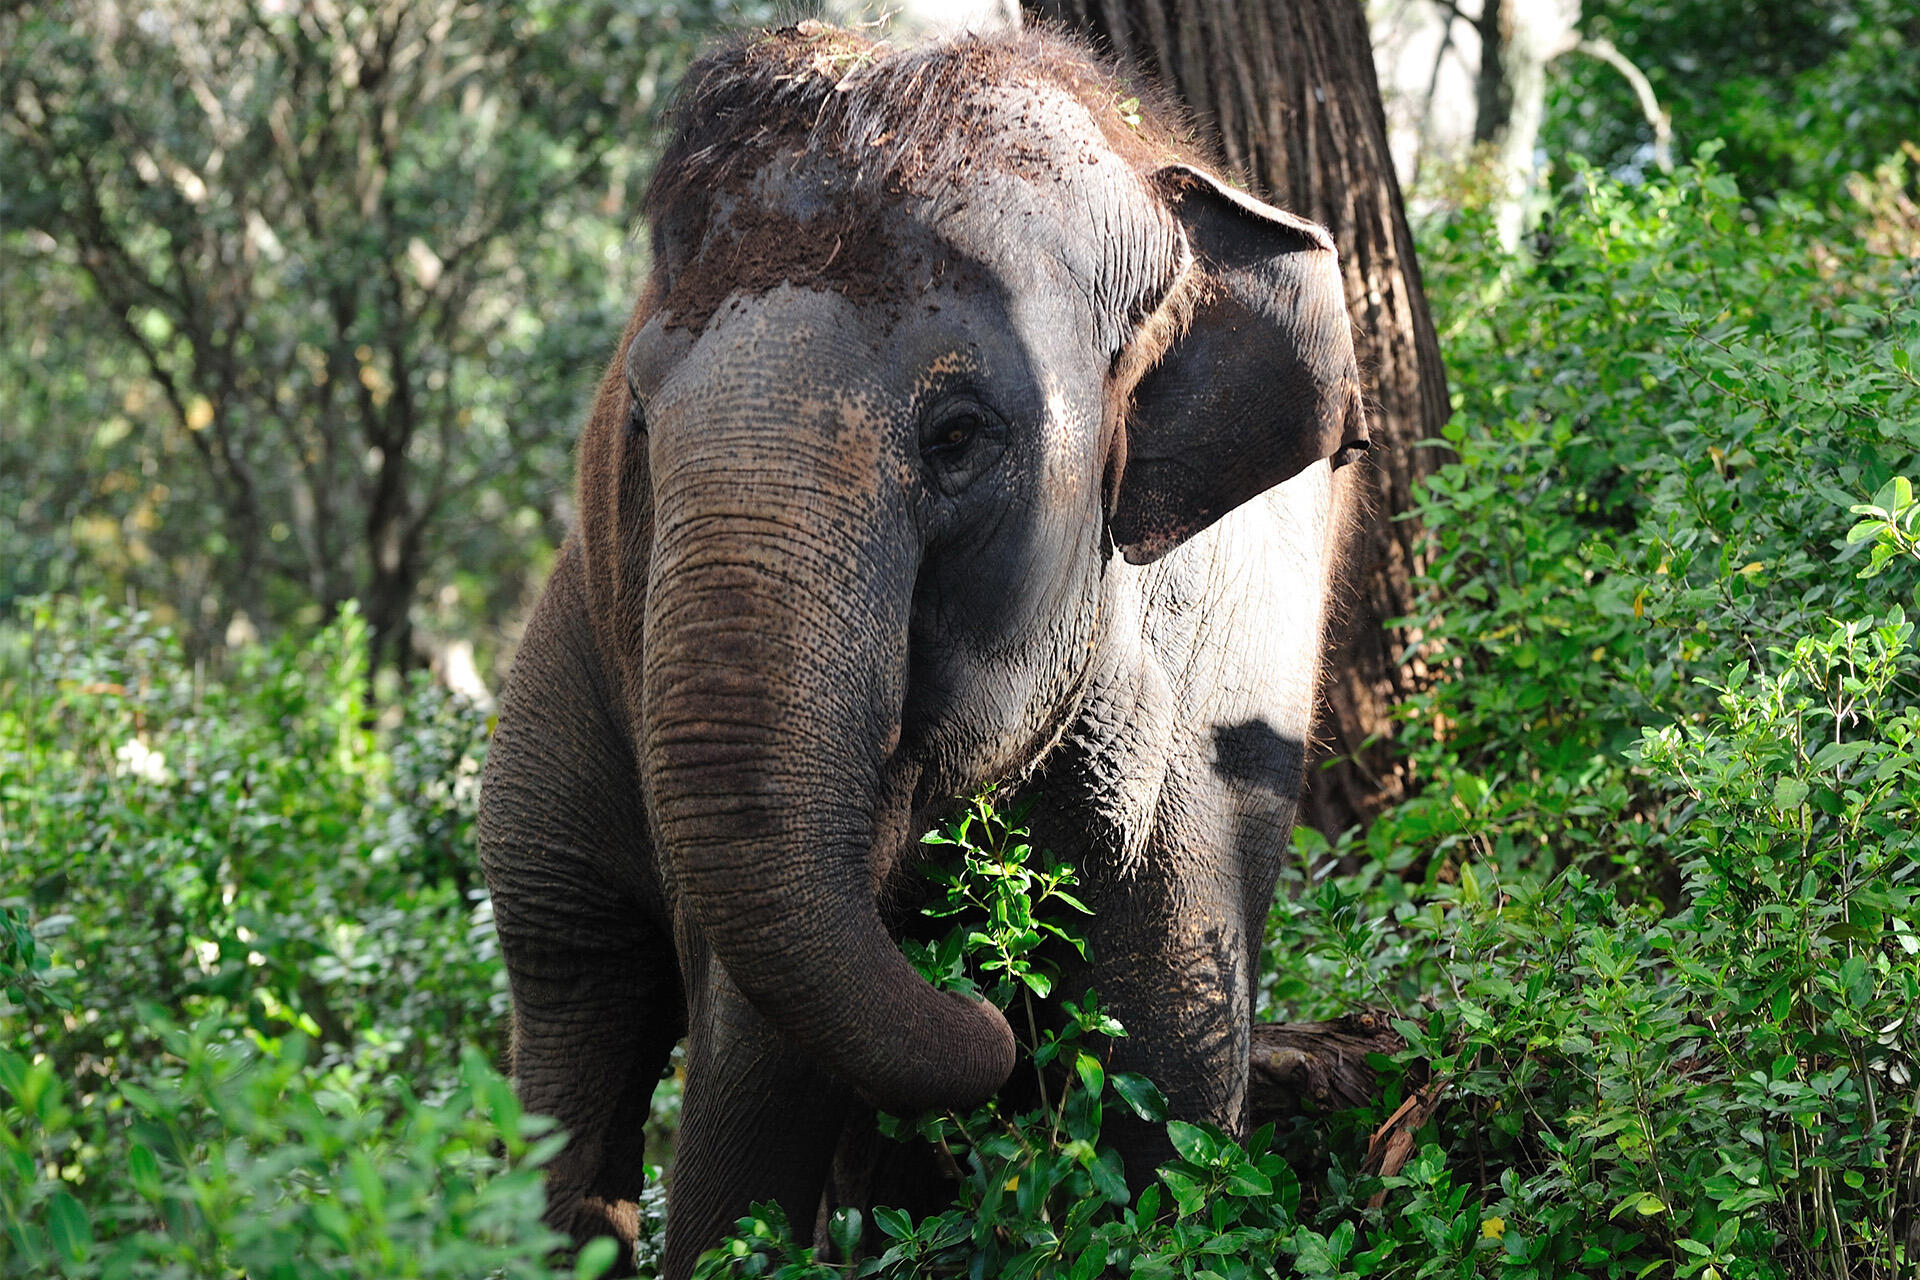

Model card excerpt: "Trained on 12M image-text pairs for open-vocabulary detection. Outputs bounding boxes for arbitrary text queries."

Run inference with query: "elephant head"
[622,25,1367,1118]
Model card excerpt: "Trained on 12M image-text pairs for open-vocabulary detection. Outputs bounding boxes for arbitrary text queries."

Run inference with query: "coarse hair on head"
[644,19,1214,236]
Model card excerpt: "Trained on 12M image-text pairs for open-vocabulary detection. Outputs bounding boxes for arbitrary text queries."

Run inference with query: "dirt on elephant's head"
[652,198,911,337]
[645,21,1214,335]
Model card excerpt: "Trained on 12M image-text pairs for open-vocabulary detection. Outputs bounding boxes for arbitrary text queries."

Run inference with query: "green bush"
[0,1028,573,1279]
[1372,146,1920,888]
[0,601,604,1277]
[689,799,1410,1280]
[1,599,504,1088]
[1253,155,1920,1276]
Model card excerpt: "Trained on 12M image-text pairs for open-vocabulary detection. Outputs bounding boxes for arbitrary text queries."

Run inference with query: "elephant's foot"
[549,1192,645,1277]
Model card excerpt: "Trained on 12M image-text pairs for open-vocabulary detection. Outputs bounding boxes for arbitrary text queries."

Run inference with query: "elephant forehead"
[655,81,1171,342]
[657,194,968,338]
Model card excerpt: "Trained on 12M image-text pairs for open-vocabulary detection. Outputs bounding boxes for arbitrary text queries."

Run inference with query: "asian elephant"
[477,22,1367,1278]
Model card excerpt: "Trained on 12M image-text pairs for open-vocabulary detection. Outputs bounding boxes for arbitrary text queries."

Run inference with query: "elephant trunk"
[642,438,1016,1115]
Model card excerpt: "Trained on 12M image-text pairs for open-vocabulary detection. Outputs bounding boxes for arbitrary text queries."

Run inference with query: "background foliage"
[1544,0,1920,202]
[5,0,1920,1277]
[0,0,765,675]
[0,602,582,1276]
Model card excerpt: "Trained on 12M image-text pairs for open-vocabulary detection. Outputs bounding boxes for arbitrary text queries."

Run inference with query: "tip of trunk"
[847,985,1018,1115]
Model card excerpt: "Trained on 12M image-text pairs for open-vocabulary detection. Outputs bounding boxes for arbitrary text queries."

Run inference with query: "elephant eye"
[924,411,986,458]
[918,400,1007,497]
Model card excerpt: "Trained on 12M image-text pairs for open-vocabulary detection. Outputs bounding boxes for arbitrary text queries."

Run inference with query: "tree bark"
[1024,0,1453,837]
[1472,0,1516,147]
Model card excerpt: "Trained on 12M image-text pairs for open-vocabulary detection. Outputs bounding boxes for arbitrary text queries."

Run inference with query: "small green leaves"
[1157,1122,1274,1218]
[787,796,1314,1280]
[126,1142,162,1202]
[44,1190,91,1264]
[1609,1191,1667,1219]
[1073,1051,1105,1100]
[871,1206,914,1241]
[911,793,1091,1012]
[827,1206,863,1261]
[1848,475,1920,578]
[1165,1120,1215,1164]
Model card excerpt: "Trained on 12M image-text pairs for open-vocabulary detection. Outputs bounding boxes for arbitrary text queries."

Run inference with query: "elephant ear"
[1108,164,1370,565]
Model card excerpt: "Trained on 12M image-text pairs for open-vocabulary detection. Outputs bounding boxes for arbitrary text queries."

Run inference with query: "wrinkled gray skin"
[479,28,1366,1279]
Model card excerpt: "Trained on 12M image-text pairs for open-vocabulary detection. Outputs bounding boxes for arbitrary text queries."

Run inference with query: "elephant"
[477,21,1368,1278]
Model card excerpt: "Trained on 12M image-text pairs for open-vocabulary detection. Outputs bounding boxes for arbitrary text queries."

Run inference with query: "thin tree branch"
[1416,3,1464,191]
[1565,35,1674,172]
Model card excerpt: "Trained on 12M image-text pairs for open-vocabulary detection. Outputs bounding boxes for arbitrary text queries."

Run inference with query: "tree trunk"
[1473,0,1517,147]
[1475,0,1583,248]
[1023,0,1453,838]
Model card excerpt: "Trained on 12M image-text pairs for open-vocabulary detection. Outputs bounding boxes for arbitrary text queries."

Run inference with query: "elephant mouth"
[867,751,937,905]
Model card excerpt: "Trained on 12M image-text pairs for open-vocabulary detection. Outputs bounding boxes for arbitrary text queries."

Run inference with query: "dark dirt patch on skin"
[648,21,1209,222]
[660,201,904,335]
[657,196,992,335]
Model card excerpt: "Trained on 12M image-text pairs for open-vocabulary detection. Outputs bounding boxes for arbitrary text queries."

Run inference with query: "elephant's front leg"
[502,941,681,1258]
[662,949,858,1280]
[479,545,686,1269]
[1069,826,1273,1188]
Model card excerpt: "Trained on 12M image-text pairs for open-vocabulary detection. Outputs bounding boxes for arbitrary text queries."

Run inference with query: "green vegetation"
[6,1,1920,1276]
[0,603,595,1277]
[0,0,767,673]
[1548,0,1920,204]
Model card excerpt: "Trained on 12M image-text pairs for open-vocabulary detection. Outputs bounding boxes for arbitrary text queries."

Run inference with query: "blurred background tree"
[1374,0,1920,223]
[0,0,762,681]
[1546,0,1920,204]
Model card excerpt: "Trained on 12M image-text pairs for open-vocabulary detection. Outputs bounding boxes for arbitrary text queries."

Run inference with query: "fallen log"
[1247,1009,1442,1190]
[1247,1008,1408,1123]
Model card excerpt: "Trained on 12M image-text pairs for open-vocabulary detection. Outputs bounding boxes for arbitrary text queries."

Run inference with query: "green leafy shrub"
[1329,598,1920,1278]
[692,800,1507,1280]
[1254,156,1920,1277]
[1375,147,1920,893]
[0,601,602,1277]
[0,1027,572,1279]
[1,599,503,1083]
